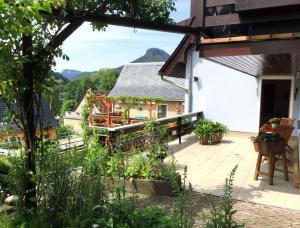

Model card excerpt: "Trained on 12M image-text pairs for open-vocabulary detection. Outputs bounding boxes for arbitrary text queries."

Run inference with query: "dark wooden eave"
[159,35,194,78]
[207,54,293,77]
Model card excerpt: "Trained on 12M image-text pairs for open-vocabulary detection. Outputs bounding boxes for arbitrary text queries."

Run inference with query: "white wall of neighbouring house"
[185,50,260,133]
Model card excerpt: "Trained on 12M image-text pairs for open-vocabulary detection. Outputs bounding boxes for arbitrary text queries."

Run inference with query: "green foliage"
[114,153,178,181]
[204,165,244,228]
[212,122,229,137]
[5,139,194,227]
[60,99,77,117]
[57,125,73,139]
[194,119,228,142]
[0,156,12,175]
[259,133,282,142]
[58,68,119,114]
[0,155,12,190]
[194,119,214,141]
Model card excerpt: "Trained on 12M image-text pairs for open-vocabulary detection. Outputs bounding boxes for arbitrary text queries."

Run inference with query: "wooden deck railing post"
[177,117,182,144]
[197,112,203,120]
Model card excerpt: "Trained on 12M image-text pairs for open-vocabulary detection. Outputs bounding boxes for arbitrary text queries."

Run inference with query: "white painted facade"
[185,49,300,134]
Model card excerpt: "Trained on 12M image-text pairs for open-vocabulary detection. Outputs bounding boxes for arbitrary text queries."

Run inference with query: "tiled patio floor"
[169,132,300,211]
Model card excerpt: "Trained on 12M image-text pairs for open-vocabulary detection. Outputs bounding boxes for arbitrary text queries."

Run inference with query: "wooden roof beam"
[200,39,300,57]
[201,33,300,45]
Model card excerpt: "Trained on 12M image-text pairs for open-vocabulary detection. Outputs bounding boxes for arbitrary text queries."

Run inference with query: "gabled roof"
[0,98,59,132]
[159,35,193,78]
[109,62,185,101]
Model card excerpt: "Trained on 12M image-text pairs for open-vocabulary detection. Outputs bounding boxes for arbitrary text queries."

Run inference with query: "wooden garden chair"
[280,118,295,127]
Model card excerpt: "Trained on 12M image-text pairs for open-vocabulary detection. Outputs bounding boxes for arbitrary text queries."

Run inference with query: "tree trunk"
[22,34,37,212]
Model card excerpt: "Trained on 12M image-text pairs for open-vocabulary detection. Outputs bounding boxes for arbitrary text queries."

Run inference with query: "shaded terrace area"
[169,132,300,211]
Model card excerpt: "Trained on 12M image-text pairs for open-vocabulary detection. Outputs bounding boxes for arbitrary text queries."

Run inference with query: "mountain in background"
[60,48,170,78]
[132,48,170,63]
[61,69,96,81]
[115,48,170,73]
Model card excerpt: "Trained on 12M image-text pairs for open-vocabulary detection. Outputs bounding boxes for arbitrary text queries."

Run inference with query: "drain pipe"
[187,48,194,113]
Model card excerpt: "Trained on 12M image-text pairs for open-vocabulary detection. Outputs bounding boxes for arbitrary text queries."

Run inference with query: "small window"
[158,105,167,119]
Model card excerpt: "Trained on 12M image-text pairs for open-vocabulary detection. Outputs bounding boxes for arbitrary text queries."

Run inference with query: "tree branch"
[47,20,83,50]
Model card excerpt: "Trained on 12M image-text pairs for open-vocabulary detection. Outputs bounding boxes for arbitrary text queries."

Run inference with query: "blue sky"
[54,0,190,72]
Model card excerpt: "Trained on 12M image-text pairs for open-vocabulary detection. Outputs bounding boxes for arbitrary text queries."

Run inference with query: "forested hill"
[49,69,119,116]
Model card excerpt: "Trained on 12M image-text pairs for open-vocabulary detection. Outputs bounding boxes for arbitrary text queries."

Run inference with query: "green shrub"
[57,125,73,139]
[0,156,12,190]
[5,134,193,227]
[0,156,12,174]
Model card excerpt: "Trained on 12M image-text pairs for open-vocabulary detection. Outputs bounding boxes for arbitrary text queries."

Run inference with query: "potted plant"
[211,122,228,143]
[194,119,214,145]
[250,136,260,152]
[269,117,281,128]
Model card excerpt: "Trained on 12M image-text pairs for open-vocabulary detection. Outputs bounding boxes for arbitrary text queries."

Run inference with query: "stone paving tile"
[169,132,300,210]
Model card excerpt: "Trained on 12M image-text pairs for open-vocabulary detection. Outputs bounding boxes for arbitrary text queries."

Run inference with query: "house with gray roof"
[109,62,186,119]
[0,98,59,145]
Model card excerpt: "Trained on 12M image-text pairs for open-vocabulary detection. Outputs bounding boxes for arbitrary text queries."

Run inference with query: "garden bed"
[108,176,181,196]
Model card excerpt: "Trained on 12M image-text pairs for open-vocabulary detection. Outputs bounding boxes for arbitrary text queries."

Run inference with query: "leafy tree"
[0,0,176,213]
[60,99,77,117]
[95,68,119,92]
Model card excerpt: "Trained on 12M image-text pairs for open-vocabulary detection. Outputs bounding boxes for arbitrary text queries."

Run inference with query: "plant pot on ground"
[211,122,228,144]
[194,119,214,145]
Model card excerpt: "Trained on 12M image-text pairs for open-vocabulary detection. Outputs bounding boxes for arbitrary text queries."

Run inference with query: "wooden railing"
[92,111,203,151]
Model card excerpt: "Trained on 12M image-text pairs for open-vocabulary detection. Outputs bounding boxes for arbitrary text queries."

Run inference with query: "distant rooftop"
[0,98,59,132]
[109,62,185,101]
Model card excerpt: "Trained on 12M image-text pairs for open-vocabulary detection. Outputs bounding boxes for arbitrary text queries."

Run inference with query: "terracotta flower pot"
[211,133,223,143]
[253,142,260,152]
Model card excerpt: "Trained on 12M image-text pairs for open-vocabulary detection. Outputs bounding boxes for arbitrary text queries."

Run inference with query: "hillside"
[61,69,96,81]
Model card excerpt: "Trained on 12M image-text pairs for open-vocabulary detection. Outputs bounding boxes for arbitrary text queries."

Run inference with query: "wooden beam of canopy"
[200,39,300,58]
[49,13,201,35]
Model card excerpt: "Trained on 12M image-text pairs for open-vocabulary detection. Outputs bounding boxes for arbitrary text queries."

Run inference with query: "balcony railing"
[91,111,203,152]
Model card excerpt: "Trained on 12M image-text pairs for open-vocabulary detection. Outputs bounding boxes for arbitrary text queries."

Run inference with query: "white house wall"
[188,50,260,133]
